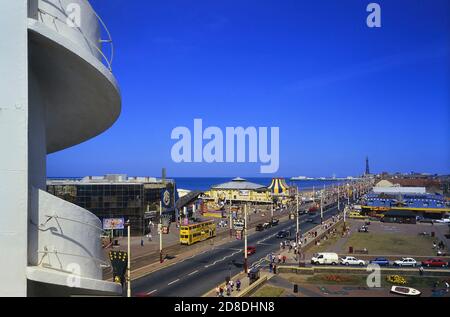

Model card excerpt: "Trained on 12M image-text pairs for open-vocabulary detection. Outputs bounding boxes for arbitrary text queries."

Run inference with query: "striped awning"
[268,178,290,195]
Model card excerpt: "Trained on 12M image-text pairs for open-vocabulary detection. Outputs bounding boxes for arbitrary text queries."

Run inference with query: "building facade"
[47,175,176,234]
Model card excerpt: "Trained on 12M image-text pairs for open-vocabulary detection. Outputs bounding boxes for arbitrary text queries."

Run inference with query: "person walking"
[419,266,424,276]
[140,238,144,247]
[269,262,273,273]
[282,255,286,264]
[215,286,220,297]
[278,254,282,264]
[236,279,241,292]
[226,284,231,296]
[219,287,224,297]
[229,280,234,291]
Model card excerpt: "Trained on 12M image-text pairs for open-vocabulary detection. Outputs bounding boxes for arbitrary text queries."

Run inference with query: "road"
[132,202,342,297]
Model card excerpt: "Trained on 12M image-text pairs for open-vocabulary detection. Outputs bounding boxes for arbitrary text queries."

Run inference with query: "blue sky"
[47,0,450,177]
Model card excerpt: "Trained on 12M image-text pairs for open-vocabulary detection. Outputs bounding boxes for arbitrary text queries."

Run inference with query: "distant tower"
[365,156,370,175]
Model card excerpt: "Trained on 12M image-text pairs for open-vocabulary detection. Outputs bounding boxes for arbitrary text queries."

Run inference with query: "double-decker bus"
[180,220,216,245]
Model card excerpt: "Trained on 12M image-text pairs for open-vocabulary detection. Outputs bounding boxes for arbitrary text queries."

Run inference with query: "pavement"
[130,202,343,297]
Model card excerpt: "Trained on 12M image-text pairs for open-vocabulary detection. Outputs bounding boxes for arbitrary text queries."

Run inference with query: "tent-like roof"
[268,178,290,195]
[211,177,267,190]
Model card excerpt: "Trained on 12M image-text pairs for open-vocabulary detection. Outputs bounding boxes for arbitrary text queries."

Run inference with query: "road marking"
[146,289,157,295]
[188,270,199,275]
[204,249,242,268]
[168,279,180,285]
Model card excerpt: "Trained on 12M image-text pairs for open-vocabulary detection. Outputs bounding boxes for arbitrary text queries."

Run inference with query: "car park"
[421,258,448,268]
[394,257,417,267]
[340,256,366,266]
[369,257,390,267]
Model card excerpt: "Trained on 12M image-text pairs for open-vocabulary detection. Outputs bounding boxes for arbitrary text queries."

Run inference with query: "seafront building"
[202,177,272,208]
[0,0,121,296]
[47,175,176,234]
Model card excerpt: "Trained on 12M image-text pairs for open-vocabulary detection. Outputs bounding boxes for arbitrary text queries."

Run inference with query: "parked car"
[435,218,450,224]
[418,218,434,224]
[358,225,369,233]
[340,256,366,266]
[255,224,264,231]
[394,257,417,267]
[276,230,290,238]
[421,258,448,268]
[262,222,271,229]
[369,257,390,267]
[311,252,339,265]
[246,246,256,256]
[271,218,279,226]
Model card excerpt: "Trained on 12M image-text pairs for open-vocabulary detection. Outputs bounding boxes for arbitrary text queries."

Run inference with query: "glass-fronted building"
[47,174,176,234]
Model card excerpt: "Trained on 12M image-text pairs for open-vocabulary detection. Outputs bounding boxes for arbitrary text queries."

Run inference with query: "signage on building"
[161,188,171,208]
[239,190,249,196]
[102,217,125,230]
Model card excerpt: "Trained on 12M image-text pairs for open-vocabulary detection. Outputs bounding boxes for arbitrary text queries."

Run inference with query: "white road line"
[168,279,180,285]
[204,249,242,268]
[146,289,157,295]
[188,270,199,275]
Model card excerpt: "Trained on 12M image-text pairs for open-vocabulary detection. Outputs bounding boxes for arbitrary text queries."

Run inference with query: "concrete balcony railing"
[28,0,114,70]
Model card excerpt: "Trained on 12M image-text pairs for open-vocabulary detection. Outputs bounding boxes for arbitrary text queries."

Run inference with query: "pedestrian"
[229,280,234,291]
[140,239,144,247]
[419,266,424,276]
[282,255,286,264]
[236,279,241,292]
[445,281,449,292]
[269,262,273,273]
[148,233,152,241]
[278,254,282,264]
[226,284,231,296]
[280,242,283,250]
[215,286,220,297]
[273,264,277,274]
[219,287,224,297]
[288,244,292,253]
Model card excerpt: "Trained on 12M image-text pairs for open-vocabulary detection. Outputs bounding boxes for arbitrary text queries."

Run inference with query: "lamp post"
[229,199,233,238]
[296,192,300,246]
[159,200,163,263]
[243,204,248,274]
[125,220,131,298]
[320,191,324,225]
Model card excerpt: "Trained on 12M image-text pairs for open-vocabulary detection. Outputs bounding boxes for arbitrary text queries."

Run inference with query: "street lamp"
[125,219,131,298]
[243,204,248,274]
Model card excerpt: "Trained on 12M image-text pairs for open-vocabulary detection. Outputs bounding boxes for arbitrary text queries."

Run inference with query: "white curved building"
[0,0,121,296]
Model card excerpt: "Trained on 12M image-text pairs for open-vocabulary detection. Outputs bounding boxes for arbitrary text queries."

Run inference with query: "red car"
[421,258,448,268]
[247,246,256,256]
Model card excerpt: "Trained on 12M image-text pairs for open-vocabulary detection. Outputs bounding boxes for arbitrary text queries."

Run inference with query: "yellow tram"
[180,220,216,245]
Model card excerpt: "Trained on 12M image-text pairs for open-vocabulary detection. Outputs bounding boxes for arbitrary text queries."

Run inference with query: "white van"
[311,252,339,265]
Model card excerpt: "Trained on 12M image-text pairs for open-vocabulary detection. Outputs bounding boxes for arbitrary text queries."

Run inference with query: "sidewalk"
[203,271,273,297]
[275,215,343,265]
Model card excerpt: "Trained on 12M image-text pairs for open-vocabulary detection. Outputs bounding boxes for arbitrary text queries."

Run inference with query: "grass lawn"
[252,285,285,297]
[343,232,435,256]
[308,223,345,254]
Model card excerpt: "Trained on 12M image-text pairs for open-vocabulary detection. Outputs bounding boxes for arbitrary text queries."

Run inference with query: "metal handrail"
[37,249,110,268]
[42,213,104,232]
[35,6,114,71]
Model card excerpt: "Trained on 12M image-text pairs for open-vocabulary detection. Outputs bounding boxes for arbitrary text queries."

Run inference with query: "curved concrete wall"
[29,188,104,280]
[31,0,102,61]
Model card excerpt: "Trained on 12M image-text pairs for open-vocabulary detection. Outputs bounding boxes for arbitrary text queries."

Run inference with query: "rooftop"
[47,174,174,186]
[211,177,267,190]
